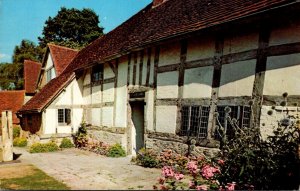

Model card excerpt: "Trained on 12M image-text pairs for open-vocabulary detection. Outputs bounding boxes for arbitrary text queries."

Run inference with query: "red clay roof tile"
[48,44,78,75]
[0,90,25,124]
[19,0,298,113]
[24,60,42,94]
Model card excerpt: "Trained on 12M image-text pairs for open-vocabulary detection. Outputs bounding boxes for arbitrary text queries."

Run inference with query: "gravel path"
[13,147,160,190]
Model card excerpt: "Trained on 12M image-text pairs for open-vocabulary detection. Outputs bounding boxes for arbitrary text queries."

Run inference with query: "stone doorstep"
[0,160,21,165]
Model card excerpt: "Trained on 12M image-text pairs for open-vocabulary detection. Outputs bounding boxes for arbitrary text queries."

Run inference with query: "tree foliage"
[38,7,104,49]
[0,40,43,90]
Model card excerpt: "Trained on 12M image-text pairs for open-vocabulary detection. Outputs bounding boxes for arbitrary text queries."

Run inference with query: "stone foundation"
[86,126,127,150]
[145,132,220,158]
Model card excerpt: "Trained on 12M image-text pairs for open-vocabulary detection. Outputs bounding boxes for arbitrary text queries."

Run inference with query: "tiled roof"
[0,90,25,124]
[67,0,297,71]
[18,72,75,113]
[19,0,298,113]
[24,60,42,94]
[48,44,78,75]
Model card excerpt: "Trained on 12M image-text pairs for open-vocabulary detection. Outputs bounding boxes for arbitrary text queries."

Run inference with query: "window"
[46,67,56,82]
[58,109,71,125]
[215,105,251,139]
[180,106,210,139]
[91,64,103,83]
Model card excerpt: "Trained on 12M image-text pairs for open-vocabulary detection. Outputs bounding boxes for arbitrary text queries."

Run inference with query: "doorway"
[130,101,145,155]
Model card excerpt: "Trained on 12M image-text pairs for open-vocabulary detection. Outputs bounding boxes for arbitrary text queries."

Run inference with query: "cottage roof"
[66,0,297,72]
[24,60,42,94]
[0,90,25,123]
[18,0,298,113]
[48,44,78,75]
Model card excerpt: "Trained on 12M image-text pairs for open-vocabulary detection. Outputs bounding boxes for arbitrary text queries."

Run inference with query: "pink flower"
[161,166,175,178]
[201,165,220,179]
[174,173,184,180]
[226,182,236,191]
[218,159,225,165]
[189,180,195,188]
[187,161,199,174]
[196,184,209,190]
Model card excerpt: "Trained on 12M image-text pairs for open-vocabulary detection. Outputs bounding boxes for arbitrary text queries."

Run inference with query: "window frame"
[91,64,103,85]
[179,105,210,139]
[57,109,71,126]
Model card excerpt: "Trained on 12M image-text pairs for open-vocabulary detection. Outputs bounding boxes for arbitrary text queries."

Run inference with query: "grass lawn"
[0,163,69,190]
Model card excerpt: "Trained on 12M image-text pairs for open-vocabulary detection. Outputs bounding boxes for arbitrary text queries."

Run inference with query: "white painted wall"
[159,42,181,66]
[91,108,101,126]
[264,53,300,95]
[91,85,101,104]
[104,63,115,79]
[219,60,256,97]
[102,107,114,127]
[157,71,178,99]
[223,32,259,54]
[183,66,214,98]
[187,35,215,61]
[145,89,154,131]
[156,106,177,134]
[269,19,300,46]
[103,83,114,103]
[115,57,128,127]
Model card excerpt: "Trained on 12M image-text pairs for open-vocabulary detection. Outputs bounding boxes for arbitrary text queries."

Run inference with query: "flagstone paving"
[13,147,161,190]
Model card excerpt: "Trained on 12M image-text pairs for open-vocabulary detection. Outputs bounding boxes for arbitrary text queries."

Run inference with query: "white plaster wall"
[57,125,72,134]
[72,108,83,132]
[145,89,154,131]
[44,109,57,134]
[45,54,54,71]
[142,52,148,86]
[91,85,101,104]
[103,83,114,103]
[129,57,134,86]
[269,19,300,46]
[159,42,181,66]
[219,60,256,97]
[186,35,215,61]
[264,53,300,95]
[73,77,84,105]
[156,106,177,134]
[55,85,72,105]
[115,58,128,127]
[149,52,154,85]
[135,52,141,85]
[157,71,178,99]
[183,66,214,98]
[83,72,91,85]
[223,32,259,55]
[91,108,101,127]
[104,63,115,79]
[102,107,113,127]
[83,87,91,104]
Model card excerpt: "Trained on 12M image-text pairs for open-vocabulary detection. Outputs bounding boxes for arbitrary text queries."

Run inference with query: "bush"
[135,148,159,168]
[218,123,300,190]
[73,122,88,148]
[59,138,74,148]
[107,143,126,157]
[13,137,27,147]
[29,142,59,153]
[13,126,21,138]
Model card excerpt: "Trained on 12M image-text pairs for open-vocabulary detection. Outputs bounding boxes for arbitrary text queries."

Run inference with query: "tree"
[0,40,43,90]
[38,7,104,49]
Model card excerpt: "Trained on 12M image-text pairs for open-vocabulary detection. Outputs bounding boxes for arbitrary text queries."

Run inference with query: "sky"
[0,0,151,63]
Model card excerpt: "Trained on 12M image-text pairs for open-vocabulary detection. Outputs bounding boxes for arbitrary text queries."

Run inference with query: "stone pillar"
[2,111,13,162]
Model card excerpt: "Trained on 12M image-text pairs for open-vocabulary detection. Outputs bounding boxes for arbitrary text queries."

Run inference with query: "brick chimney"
[152,0,168,8]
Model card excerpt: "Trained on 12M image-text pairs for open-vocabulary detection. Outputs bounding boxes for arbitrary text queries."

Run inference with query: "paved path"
[13,147,161,190]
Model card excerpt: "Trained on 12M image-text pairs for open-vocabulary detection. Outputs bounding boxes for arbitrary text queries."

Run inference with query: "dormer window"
[91,64,103,84]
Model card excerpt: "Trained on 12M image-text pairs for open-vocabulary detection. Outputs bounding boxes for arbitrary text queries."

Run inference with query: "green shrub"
[13,126,21,138]
[59,138,74,148]
[13,137,27,147]
[135,148,159,168]
[73,122,88,148]
[107,143,126,157]
[29,142,59,153]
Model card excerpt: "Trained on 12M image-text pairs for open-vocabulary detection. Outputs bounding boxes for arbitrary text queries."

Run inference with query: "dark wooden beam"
[139,50,144,86]
[132,52,137,85]
[127,54,131,86]
[146,48,152,87]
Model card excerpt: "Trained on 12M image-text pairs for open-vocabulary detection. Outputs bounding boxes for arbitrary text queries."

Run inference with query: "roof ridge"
[24,59,42,65]
[48,43,79,52]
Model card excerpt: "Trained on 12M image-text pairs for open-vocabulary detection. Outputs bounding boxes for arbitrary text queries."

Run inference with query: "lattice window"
[215,105,251,139]
[91,64,103,83]
[180,105,210,139]
[58,109,71,125]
